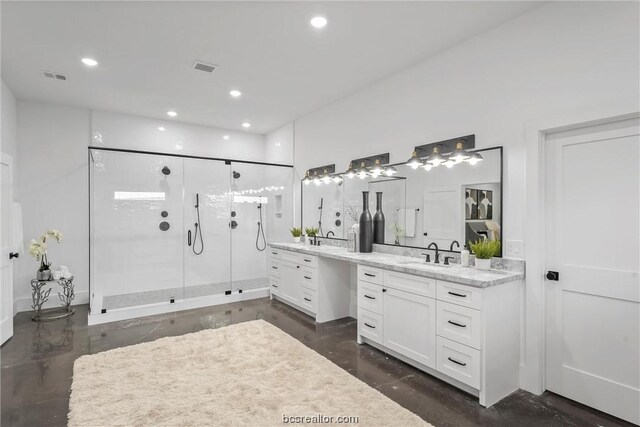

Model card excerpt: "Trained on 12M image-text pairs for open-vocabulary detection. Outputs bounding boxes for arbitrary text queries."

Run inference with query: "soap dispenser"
[461,245,470,267]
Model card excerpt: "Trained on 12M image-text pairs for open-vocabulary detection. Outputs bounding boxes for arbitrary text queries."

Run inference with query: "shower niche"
[89,149,293,323]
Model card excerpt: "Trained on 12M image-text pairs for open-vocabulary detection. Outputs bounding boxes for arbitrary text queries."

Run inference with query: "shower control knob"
[546,271,559,281]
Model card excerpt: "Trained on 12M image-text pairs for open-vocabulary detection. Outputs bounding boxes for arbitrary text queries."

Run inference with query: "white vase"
[475,258,492,271]
[293,236,301,243]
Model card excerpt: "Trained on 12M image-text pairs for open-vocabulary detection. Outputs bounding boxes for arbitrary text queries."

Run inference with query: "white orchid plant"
[29,229,63,272]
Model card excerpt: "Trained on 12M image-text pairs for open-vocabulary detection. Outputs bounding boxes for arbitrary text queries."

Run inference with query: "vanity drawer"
[437,301,482,350]
[278,249,300,264]
[301,268,317,291]
[384,270,436,298]
[436,336,481,389]
[270,262,281,278]
[358,265,383,285]
[437,281,483,310]
[299,254,318,269]
[301,288,317,314]
[358,309,383,344]
[357,282,384,314]
[270,248,282,260]
[270,277,281,297]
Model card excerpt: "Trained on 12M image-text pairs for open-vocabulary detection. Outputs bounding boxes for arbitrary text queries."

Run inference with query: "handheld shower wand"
[256,203,266,251]
[190,193,204,255]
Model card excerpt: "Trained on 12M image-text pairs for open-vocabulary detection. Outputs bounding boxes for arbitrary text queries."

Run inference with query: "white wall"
[14,101,279,312]
[286,1,640,394]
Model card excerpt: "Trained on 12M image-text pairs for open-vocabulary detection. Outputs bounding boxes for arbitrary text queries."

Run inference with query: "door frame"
[522,100,639,395]
[1,152,15,345]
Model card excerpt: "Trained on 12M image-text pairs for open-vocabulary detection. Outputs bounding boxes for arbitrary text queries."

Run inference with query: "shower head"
[233,171,241,179]
[162,166,171,175]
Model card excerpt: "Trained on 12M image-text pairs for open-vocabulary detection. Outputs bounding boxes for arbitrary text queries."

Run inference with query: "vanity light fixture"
[313,171,321,186]
[425,146,446,167]
[321,169,332,184]
[449,141,471,163]
[442,158,457,168]
[302,171,312,185]
[406,150,423,169]
[370,159,384,178]
[332,174,343,184]
[344,162,357,179]
[422,163,433,171]
[465,151,483,165]
[356,161,369,179]
[384,165,398,176]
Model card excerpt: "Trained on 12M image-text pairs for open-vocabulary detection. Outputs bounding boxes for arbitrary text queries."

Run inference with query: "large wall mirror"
[301,146,502,255]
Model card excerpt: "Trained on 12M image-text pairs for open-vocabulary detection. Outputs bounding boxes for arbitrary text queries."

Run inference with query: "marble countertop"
[269,242,524,288]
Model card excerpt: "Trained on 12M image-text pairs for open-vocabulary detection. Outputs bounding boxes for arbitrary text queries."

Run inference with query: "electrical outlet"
[505,239,524,259]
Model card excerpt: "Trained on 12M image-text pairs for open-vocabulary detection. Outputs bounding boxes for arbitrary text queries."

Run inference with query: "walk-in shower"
[88,148,293,323]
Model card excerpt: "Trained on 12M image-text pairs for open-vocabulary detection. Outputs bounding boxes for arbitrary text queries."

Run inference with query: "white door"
[383,287,436,368]
[423,188,458,248]
[1,154,15,345]
[545,117,639,424]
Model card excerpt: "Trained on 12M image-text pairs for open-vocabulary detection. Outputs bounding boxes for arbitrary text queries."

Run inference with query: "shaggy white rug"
[69,320,430,426]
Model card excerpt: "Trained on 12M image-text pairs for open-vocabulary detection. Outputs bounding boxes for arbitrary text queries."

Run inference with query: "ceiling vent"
[42,70,68,81]
[193,61,217,74]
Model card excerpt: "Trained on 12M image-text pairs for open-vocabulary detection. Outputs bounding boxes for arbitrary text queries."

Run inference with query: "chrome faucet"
[450,240,460,251]
[427,242,440,264]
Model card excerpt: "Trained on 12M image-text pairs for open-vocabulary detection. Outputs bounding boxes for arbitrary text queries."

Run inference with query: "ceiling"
[1,1,539,134]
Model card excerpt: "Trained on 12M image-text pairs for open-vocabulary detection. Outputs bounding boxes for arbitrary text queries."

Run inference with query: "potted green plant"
[290,227,302,243]
[469,239,500,271]
[29,229,63,280]
[390,223,404,245]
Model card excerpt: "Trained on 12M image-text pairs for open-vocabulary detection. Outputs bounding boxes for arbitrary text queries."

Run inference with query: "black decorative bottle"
[359,191,373,253]
[373,192,385,244]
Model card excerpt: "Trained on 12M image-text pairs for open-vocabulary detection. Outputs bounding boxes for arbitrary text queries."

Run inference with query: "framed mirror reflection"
[301,146,502,255]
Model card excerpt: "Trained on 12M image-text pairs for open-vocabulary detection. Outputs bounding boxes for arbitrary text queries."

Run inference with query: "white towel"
[11,202,24,254]
[398,208,416,238]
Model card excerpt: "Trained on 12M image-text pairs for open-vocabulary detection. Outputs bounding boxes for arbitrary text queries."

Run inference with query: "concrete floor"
[0,298,633,427]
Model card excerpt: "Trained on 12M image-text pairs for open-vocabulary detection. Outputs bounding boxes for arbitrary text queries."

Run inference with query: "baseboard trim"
[14,291,89,315]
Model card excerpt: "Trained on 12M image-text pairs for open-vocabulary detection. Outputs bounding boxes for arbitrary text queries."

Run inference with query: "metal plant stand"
[31,276,75,321]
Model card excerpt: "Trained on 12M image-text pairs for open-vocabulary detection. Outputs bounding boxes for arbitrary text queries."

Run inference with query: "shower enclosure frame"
[87,146,294,325]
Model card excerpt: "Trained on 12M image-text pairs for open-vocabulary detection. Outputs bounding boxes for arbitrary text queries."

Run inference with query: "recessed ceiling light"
[229,90,242,98]
[158,126,166,132]
[167,110,177,117]
[81,58,98,67]
[310,16,327,29]
[222,135,230,140]
[242,122,251,128]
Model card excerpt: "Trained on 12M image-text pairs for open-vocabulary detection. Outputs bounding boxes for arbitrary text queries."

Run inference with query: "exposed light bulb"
[406,150,423,169]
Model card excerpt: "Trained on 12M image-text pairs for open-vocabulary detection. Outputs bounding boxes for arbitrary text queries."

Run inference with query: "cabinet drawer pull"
[448,291,466,298]
[272,266,278,270]
[271,251,278,255]
[304,275,312,280]
[304,258,312,262]
[448,357,467,366]
[272,284,278,288]
[447,320,467,328]
[304,297,312,302]
[364,294,375,300]
[364,273,376,277]
[296,266,300,269]
[364,322,376,329]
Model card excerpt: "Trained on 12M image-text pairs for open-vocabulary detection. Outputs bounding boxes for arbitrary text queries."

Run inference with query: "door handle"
[546,271,559,281]
[9,252,19,260]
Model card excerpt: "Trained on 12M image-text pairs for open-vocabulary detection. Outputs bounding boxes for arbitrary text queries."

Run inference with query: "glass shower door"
[183,158,231,299]
[229,162,293,293]
[90,150,185,312]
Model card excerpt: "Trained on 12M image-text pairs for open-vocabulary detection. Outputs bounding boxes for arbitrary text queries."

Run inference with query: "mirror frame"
[300,146,503,255]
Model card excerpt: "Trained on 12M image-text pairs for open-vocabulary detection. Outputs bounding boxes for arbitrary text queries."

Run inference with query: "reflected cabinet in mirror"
[302,146,502,255]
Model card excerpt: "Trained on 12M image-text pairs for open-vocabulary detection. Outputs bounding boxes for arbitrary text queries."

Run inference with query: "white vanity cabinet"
[269,248,350,323]
[356,265,521,408]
